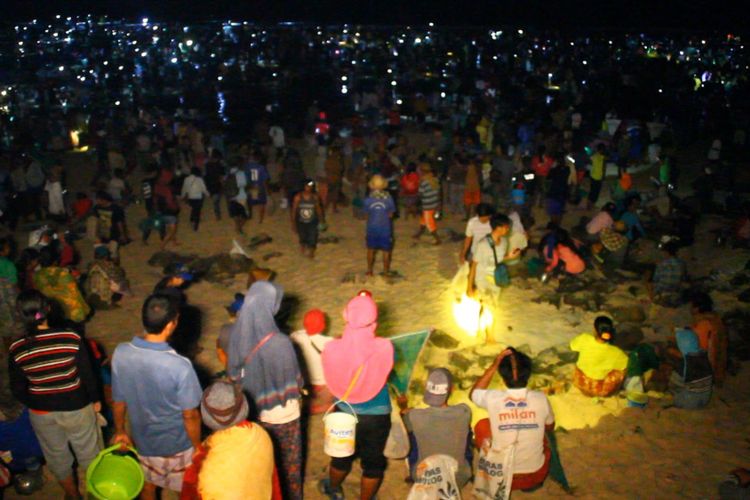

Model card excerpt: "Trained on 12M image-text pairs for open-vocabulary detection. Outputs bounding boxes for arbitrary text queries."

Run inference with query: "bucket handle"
[323,400,359,423]
[88,444,139,476]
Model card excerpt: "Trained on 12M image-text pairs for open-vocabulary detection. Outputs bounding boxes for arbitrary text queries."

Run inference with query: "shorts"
[366,231,393,251]
[229,201,248,219]
[420,209,437,232]
[247,188,267,206]
[331,414,391,478]
[297,221,318,248]
[140,447,194,492]
[464,190,481,206]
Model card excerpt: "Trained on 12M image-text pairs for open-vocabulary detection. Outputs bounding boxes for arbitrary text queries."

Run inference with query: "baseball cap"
[424,368,453,407]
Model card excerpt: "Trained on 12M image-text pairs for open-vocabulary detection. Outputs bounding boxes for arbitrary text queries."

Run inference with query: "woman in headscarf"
[319,292,394,500]
[227,281,303,500]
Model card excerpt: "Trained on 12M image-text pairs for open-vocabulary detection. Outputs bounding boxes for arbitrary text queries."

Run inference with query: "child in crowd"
[290,309,334,414]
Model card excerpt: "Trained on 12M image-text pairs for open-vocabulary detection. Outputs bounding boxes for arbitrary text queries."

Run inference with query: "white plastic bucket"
[323,401,358,457]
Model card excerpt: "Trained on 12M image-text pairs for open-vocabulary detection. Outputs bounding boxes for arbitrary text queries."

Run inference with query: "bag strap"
[233,332,274,381]
[341,364,364,402]
[487,235,499,266]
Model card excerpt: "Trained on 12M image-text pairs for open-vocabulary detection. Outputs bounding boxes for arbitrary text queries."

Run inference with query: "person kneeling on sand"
[570,316,628,397]
[398,368,473,488]
[290,309,334,415]
[471,348,560,493]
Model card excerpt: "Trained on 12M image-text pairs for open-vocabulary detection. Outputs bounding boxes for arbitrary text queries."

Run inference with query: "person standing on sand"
[227,281,304,500]
[111,294,203,500]
[9,290,103,500]
[181,167,210,232]
[364,175,396,276]
[292,180,325,259]
[467,213,519,297]
[459,203,494,265]
[413,163,441,245]
[319,293,394,500]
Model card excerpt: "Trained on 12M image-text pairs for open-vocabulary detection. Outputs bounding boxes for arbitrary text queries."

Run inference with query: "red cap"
[303,309,326,335]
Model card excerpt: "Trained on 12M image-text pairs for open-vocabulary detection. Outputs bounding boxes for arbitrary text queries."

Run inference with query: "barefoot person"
[292,179,325,259]
[364,174,396,276]
[413,163,441,245]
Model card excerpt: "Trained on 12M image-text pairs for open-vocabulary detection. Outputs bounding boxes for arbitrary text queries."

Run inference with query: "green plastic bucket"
[86,445,144,500]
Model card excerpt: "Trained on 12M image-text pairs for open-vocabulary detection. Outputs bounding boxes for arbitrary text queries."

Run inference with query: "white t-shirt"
[471,388,554,474]
[259,399,301,425]
[231,170,247,203]
[269,126,285,148]
[465,216,492,257]
[45,181,65,215]
[290,330,332,386]
[107,177,127,201]
[472,236,507,291]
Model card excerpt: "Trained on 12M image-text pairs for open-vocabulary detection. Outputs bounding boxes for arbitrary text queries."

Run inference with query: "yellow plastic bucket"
[86,445,144,500]
[323,401,358,457]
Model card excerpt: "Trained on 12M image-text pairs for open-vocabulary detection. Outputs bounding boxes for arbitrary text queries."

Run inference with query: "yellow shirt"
[570,333,628,380]
[590,153,606,181]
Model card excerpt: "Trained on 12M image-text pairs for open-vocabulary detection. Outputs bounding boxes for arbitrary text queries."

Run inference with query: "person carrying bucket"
[319,291,394,500]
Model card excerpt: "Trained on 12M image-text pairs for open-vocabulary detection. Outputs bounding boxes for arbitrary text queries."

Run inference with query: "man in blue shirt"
[364,175,396,276]
[244,150,270,224]
[111,294,202,499]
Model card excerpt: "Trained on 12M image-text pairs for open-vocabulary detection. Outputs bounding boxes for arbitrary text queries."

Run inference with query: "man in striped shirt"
[413,163,442,245]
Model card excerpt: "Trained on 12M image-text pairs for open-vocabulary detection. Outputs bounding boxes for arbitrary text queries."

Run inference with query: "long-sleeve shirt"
[9,329,100,412]
[586,211,614,235]
[181,175,210,200]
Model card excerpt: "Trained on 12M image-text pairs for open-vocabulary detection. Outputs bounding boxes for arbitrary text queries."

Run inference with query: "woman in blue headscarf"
[227,281,303,499]
[671,328,713,410]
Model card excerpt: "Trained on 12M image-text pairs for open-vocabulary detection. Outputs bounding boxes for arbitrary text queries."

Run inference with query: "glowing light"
[391,80,397,86]
[440,92,446,98]
[186,39,194,47]
[115,100,121,106]
[341,85,348,94]
[0,90,6,97]
[142,17,149,25]
[453,295,494,338]
[170,57,178,63]
[69,129,80,147]
[58,66,64,72]
[396,99,403,105]
[341,75,347,81]
[141,51,147,57]
[387,68,393,74]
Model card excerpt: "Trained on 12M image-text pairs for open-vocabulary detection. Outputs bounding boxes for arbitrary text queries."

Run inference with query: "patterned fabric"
[0,277,22,338]
[572,367,625,397]
[141,447,194,492]
[84,260,129,306]
[652,257,686,294]
[261,419,303,500]
[32,267,90,323]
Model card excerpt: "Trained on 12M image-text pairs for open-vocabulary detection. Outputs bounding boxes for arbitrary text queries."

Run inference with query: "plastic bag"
[406,454,461,500]
[384,407,410,459]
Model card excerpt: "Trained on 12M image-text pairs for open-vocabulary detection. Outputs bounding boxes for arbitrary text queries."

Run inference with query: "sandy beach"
[6,140,750,500]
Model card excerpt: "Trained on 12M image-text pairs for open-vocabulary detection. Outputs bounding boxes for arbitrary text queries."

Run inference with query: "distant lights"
[141,51,147,57]
[115,100,121,106]
[58,66,64,72]
[341,85,348,94]
[387,68,393,74]
[341,75,347,81]
[391,80,397,86]
[440,92,446,98]
[185,39,194,47]
[170,57,178,63]
[142,17,149,25]
[396,99,403,105]
[217,75,223,81]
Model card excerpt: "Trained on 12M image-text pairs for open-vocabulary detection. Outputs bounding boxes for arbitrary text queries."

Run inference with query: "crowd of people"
[0,14,748,500]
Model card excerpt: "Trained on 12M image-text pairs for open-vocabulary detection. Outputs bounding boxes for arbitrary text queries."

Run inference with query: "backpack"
[224,172,240,199]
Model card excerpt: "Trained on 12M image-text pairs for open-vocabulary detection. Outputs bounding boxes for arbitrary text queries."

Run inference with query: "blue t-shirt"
[343,385,392,416]
[111,337,202,457]
[511,188,526,206]
[364,194,395,235]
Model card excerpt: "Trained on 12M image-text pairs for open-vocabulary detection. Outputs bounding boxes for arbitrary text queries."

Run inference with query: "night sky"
[3,0,745,31]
